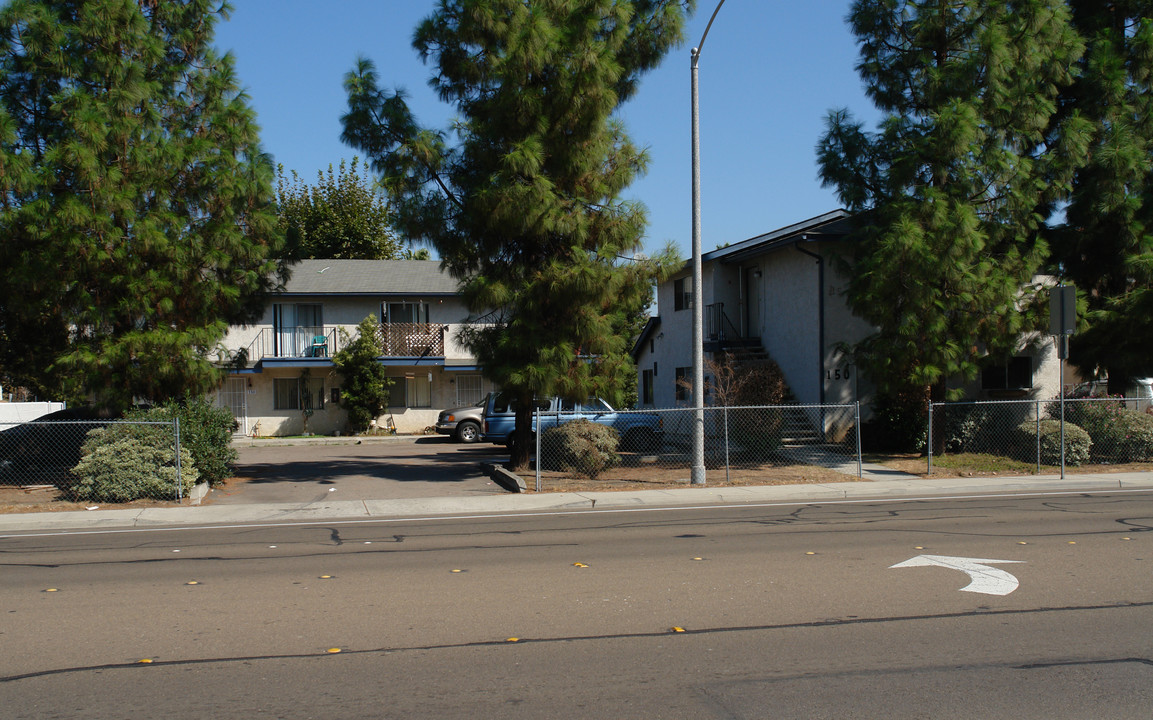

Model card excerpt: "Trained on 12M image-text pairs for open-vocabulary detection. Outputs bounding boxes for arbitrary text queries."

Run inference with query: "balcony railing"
[236,323,446,364]
[369,322,445,357]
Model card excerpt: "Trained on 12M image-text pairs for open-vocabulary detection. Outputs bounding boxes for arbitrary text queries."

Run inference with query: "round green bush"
[130,396,238,485]
[1117,411,1153,462]
[72,424,199,503]
[1015,419,1091,467]
[540,420,620,480]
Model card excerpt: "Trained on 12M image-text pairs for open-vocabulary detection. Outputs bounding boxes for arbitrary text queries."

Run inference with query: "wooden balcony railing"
[370,322,445,357]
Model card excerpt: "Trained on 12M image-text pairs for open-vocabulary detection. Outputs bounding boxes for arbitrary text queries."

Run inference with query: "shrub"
[540,420,620,480]
[333,315,392,433]
[1047,399,1153,462]
[728,406,784,461]
[1015,419,1091,467]
[73,424,198,502]
[940,403,1032,457]
[862,394,926,453]
[1117,411,1153,462]
[129,396,238,485]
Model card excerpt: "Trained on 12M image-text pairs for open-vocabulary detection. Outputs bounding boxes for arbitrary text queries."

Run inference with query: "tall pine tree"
[0,0,284,407]
[1050,0,1153,393]
[818,0,1089,438]
[342,0,689,466]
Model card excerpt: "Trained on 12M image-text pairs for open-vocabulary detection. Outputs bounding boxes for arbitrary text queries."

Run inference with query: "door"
[220,377,249,436]
[744,267,762,338]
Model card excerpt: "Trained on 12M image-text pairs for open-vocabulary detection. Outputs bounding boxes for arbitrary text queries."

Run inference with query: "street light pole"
[690,0,726,486]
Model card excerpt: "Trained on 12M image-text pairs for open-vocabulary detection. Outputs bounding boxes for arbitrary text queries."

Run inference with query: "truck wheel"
[455,420,480,443]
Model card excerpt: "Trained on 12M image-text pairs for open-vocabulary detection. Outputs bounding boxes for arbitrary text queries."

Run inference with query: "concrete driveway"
[209,436,510,506]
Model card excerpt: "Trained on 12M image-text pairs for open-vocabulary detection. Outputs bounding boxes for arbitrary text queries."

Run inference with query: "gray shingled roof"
[278,259,460,296]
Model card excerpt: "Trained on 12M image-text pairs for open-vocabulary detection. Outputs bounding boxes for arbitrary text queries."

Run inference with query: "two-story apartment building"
[634,210,1062,422]
[217,259,494,436]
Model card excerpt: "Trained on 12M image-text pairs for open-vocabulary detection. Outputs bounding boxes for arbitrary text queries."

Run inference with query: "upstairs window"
[673,277,692,312]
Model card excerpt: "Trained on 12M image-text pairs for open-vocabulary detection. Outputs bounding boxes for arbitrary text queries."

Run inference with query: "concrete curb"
[2,472,1152,535]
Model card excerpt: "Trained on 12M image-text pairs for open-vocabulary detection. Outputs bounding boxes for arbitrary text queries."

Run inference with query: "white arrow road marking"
[890,555,1025,596]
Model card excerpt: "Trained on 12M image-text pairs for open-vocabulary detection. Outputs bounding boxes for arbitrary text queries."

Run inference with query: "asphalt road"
[3,492,1152,718]
[216,437,510,504]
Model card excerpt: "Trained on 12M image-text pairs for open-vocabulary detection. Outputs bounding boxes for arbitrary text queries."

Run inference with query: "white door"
[220,377,249,436]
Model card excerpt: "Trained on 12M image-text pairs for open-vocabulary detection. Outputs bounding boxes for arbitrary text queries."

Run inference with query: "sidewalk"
[2,471,1151,535]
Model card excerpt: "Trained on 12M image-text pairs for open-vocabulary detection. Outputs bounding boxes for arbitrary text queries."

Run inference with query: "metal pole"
[926,400,933,475]
[174,416,182,501]
[1035,400,1041,475]
[855,401,863,479]
[689,0,725,486]
[535,406,542,492]
[723,406,730,484]
[1060,354,1066,480]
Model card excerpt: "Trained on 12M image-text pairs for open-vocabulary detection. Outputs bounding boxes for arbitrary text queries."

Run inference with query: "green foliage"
[332,315,391,433]
[940,403,1032,457]
[540,419,620,480]
[341,0,692,464]
[1049,2,1153,385]
[1015,419,1091,467]
[276,157,406,260]
[861,391,928,454]
[73,423,198,503]
[129,396,238,486]
[818,0,1088,410]
[0,0,285,408]
[1048,399,1153,462]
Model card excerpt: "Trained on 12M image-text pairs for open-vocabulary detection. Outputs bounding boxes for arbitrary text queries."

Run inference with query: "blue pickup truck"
[481,393,663,452]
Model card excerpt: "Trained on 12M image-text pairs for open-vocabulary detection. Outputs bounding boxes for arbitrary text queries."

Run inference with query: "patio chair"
[308,335,328,357]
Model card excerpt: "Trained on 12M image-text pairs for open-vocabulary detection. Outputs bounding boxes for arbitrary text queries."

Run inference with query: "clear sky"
[214,1,879,261]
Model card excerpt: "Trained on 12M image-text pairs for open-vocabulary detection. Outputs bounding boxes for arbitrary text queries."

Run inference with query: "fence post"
[723,406,730,484]
[1035,401,1041,475]
[926,400,933,475]
[855,402,863,479]
[534,406,542,493]
[174,416,182,501]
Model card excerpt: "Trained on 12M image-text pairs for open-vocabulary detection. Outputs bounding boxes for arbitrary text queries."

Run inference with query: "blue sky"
[214,1,878,260]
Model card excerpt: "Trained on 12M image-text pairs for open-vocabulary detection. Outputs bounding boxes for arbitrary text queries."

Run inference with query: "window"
[274,377,326,410]
[456,374,484,406]
[982,356,1033,390]
[390,374,432,408]
[274,303,324,356]
[641,369,654,405]
[675,366,691,401]
[383,302,430,324]
[673,277,692,312]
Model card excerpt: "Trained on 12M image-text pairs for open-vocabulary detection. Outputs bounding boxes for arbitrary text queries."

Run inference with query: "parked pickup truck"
[480,393,663,452]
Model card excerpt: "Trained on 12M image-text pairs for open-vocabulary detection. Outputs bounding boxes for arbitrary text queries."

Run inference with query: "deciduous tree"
[341,0,690,466]
[276,157,407,260]
[0,0,284,407]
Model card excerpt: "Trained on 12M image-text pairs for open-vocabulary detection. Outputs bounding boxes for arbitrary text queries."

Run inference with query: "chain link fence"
[529,404,861,491]
[0,419,192,503]
[929,396,1153,473]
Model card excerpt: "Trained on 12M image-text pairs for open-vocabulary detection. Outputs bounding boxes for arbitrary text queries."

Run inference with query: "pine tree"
[341,0,689,466]
[817,0,1089,437]
[276,157,406,260]
[1050,0,1153,393]
[0,0,284,407]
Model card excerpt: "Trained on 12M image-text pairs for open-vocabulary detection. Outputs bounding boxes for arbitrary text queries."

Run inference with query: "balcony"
[367,322,445,357]
[237,323,447,365]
